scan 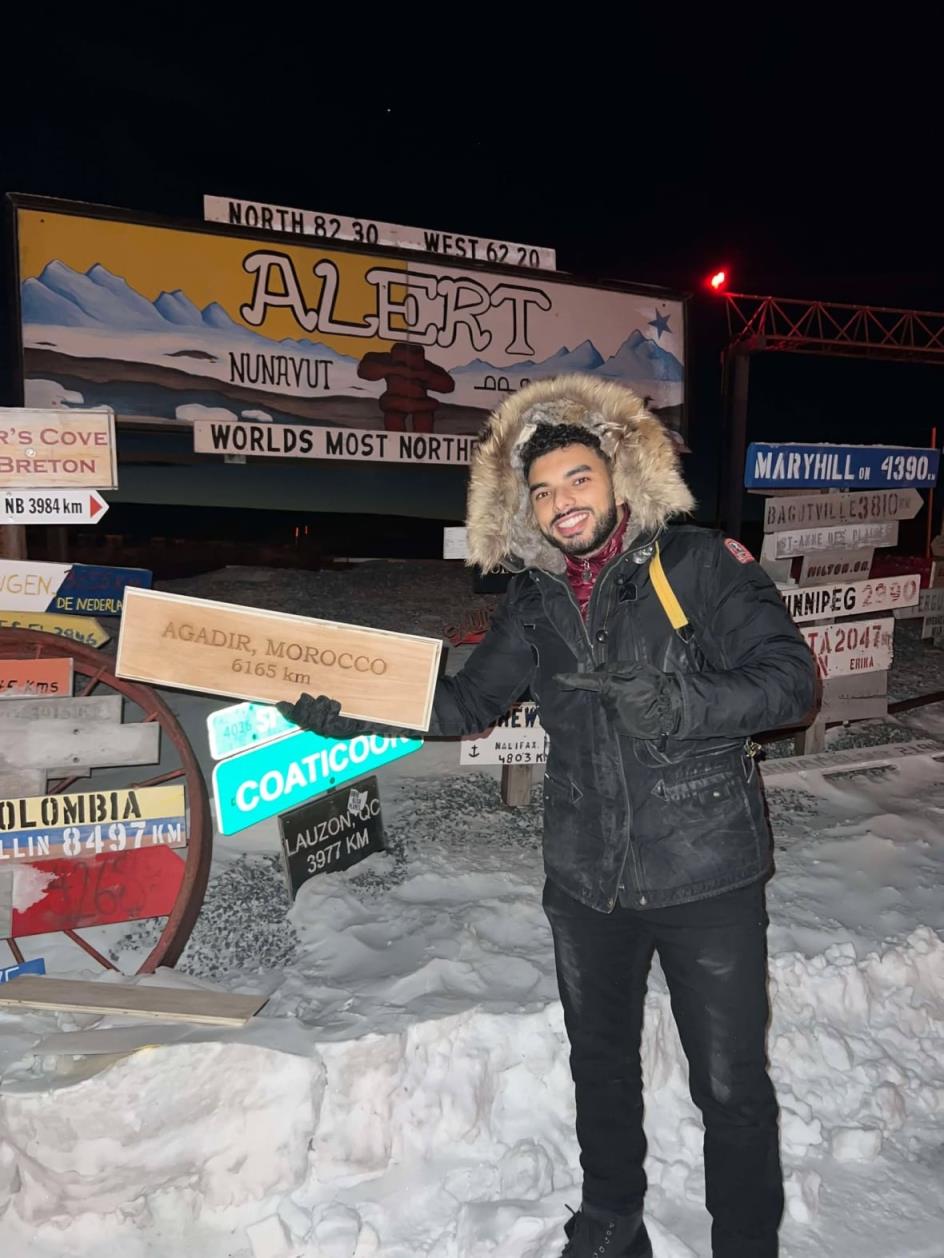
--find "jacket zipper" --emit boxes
[542,550,646,910]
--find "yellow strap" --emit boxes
[649,541,689,632]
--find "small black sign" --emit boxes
[278,775,385,898]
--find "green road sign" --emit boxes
[212,729,422,835]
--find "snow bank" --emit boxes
[1,926,941,1256]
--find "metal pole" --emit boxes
[0,525,27,561]
[724,350,751,539]
[926,425,937,560]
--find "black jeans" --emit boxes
[543,877,783,1258]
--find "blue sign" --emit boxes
[1,816,185,861]
[212,729,422,835]
[0,958,46,982]
[46,564,152,617]
[745,444,940,490]
[207,701,298,761]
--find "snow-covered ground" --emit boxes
[1,563,943,1257]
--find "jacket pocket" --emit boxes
[636,753,764,891]
[632,734,744,769]
[651,761,749,823]
[521,624,542,702]
[544,772,583,805]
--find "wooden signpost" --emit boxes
[0,408,118,587]
[0,490,110,526]
[0,694,121,724]
[820,672,888,723]
[781,575,920,623]
[0,656,73,698]
[0,408,118,490]
[0,659,193,948]
[0,785,184,864]
[894,587,944,620]
[0,559,72,609]
[798,549,874,585]
[753,442,936,751]
[460,702,549,766]
[6,842,185,938]
[0,612,109,646]
[0,718,160,773]
[763,488,923,531]
[0,560,150,616]
[458,702,548,807]
[766,521,898,560]
[117,588,442,730]
[0,974,265,1024]
[799,617,894,679]
[48,564,152,617]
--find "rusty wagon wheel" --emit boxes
[0,628,212,974]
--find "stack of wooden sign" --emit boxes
[0,684,187,972]
[115,589,438,897]
[746,442,940,751]
[0,408,152,647]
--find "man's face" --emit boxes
[527,443,620,557]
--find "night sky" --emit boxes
[2,20,941,543]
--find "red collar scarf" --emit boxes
[563,506,630,619]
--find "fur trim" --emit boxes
[466,374,695,572]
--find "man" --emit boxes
[280,375,817,1257]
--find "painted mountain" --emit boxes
[22,261,357,368]
[451,333,682,390]
[23,261,682,383]
[21,262,684,427]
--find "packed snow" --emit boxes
[1,562,943,1257]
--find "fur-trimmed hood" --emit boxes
[466,374,695,573]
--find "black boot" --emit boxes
[560,1204,653,1257]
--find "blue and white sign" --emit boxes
[48,564,152,617]
[0,958,46,983]
[212,729,422,835]
[745,444,940,490]
[207,701,298,761]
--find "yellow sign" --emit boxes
[0,612,109,647]
[15,203,687,438]
[0,785,186,865]
[0,409,117,489]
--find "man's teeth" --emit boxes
[558,512,589,530]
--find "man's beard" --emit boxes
[544,500,620,557]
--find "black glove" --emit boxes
[276,693,421,740]
[553,663,683,740]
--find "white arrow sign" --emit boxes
[799,549,874,585]
[460,702,549,766]
[763,488,923,532]
[443,527,468,559]
[894,587,944,619]
[782,574,920,623]
[769,521,898,559]
[0,490,109,526]
[800,617,894,678]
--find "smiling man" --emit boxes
[528,440,621,552]
[281,374,818,1257]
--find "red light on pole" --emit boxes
[708,269,728,292]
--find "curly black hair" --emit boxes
[519,422,607,481]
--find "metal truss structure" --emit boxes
[721,292,944,364]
